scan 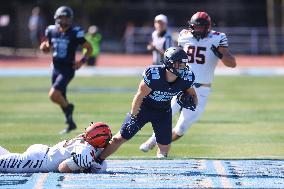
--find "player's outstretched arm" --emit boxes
[218,47,237,68]
[131,80,152,116]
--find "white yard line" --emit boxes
[33,173,49,189]
[213,160,233,188]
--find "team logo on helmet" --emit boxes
[84,122,112,148]
[188,11,211,40]
[163,47,189,78]
[54,6,73,28]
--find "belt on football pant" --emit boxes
[193,83,211,88]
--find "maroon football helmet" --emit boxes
[188,11,211,40]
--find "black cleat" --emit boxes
[59,120,77,134]
[59,125,76,134]
[60,103,77,134]
[66,104,74,123]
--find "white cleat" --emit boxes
[139,140,156,152]
[156,153,167,159]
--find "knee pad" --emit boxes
[120,113,142,140]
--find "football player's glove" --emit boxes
[211,45,223,59]
[176,91,196,111]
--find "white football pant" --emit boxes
[0,144,49,173]
[0,146,10,156]
[172,86,211,136]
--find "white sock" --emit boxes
[149,133,156,144]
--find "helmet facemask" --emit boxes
[55,16,72,29]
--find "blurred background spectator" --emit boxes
[28,6,45,55]
[147,14,172,65]
[123,21,135,54]
[84,25,102,66]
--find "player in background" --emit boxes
[0,122,112,173]
[94,47,197,165]
[140,11,236,153]
[147,14,173,65]
[40,6,92,134]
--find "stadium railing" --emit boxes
[124,27,284,55]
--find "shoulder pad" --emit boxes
[48,25,57,30]
[219,32,228,47]
[143,66,162,86]
[46,25,57,32]
[73,26,83,31]
[72,26,85,38]
[182,69,195,82]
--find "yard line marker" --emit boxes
[213,160,233,188]
[33,173,48,189]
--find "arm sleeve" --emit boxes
[75,27,87,45]
[184,70,195,89]
[177,29,187,47]
[71,146,96,169]
[142,67,160,89]
[219,33,229,47]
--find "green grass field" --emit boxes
[0,75,283,159]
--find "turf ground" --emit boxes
[0,75,283,159]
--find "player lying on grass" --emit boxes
[0,122,112,173]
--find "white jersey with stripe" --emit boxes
[178,29,228,84]
[0,136,102,173]
[151,30,172,65]
[46,136,102,172]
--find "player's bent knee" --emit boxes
[49,89,62,102]
[120,114,141,140]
